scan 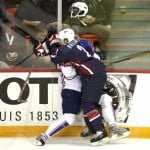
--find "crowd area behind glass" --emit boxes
[0,0,150,70]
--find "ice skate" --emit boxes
[33,133,49,146]
[90,132,109,146]
[80,127,94,138]
[109,124,131,140]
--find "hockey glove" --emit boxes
[34,42,49,57]
[34,34,60,57]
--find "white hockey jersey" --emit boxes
[59,64,82,92]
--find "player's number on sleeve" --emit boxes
[77,45,91,57]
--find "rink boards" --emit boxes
[0,68,150,138]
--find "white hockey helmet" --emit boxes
[58,28,75,43]
[70,2,88,18]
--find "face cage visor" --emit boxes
[70,7,85,18]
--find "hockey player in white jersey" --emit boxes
[33,63,83,146]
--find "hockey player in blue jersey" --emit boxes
[78,39,130,140]
[34,28,109,145]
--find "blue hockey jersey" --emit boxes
[50,39,106,76]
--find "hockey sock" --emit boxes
[45,113,75,137]
[86,109,104,132]
[84,117,96,134]
[82,102,104,132]
[45,119,69,137]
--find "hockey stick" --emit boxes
[15,51,34,67]
[105,50,150,66]
[17,56,38,103]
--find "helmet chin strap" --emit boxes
[78,17,87,26]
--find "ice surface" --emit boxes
[0,137,150,150]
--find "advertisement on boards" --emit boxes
[0,71,150,126]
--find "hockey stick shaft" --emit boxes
[105,50,150,66]
[15,51,34,67]
[17,57,38,103]
[17,71,32,103]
